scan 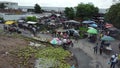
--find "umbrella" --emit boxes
[82,20,96,24]
[5,21,15,25]
[50,39,58,45]
[50,38,60,45]
[89,24,98,27]
[88,27,94,29]
[105,23,113,28]
[27,21,37,24]
[65,20,80,24]
[18,20,25,22]
[58,40,63,45]
[87,28,98,34]
[101,35,115,41]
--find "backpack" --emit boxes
[110,57,114,62]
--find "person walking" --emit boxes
[99,45,103,55]
[93,43,98,54]
[110,54,118,68]
[32,27,36,36]
[3,24,7,32]
[62,38,67,50]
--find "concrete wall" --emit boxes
[3,14,26,20]
[1,13,52,20]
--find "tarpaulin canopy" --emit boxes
[26,21,37,24]
[5,21,16,25]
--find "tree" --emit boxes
[0,3,6,9]
[0,17,4,20]
[76,3,98,20]
[27,16,37,22]
[64,7,75,19]
[105,3,120,28]
[34,4,42,13]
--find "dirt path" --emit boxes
[69,47,92,68]
[72,39,119,68]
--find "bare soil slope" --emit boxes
[0,35,29,68]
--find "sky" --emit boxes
[0,0,113,8]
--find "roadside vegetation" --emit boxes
[105,3,120,29]
[0,32,73,68]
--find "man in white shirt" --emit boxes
[110,54,118,68]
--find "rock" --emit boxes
[29,42,35,46]
[34,43,42,47]
[35,58,59,68]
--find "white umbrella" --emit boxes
[27,21,37,24]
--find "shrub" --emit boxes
[0,17,3,20]
[79,27,88,38]
[26,16,37,22]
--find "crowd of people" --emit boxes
[3,23,21,34]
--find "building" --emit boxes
[0,1,18,9]
[112,0,120,4]
[0,1,64,12]
[18,6,65,12]
[19,6,34,12]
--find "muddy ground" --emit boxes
[0,34,29,68]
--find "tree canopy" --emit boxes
[34,4,42,13]
[64,7,75,19]
[105,3,120,28]
[64,3,98,20]
[76,3,98,20]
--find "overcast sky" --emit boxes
[0,0,113,8]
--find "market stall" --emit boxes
[101,35,115,54]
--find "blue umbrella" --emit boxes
[89,24,98,27]
[101,35,115,41]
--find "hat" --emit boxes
[115,54,118,56]
[111,55,115,58]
